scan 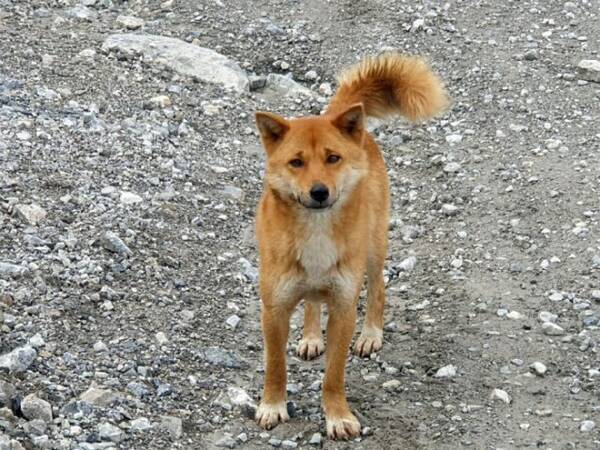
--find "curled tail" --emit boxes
[328,52,449,121]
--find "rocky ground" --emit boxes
[1,0,599,449]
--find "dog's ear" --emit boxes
[331,103,364,141]
[255,112,290,155]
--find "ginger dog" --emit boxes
[254,53,448,439]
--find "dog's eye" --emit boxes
[326,154,341,164]
[289,158,304,168]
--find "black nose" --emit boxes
[310,183,329,203]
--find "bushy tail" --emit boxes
[328,52,448,121]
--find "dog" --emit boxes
[253,52,448,440]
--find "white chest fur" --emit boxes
[296,212,340,287]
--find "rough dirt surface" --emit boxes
[1,0,599,449]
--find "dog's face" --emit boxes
[256,105,368,211]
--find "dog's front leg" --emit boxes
[256,297,295,430]
[322,299,361,439]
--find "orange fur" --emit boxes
[254,53,448,440]
[329,52,448,121]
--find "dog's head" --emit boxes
[255,104,368,211]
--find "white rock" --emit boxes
[506,311,524,320]
[398,256,417,271]
[265,73,314,97]
[0,345,36,373]
[120,191,143,204]
[580,420,595,432]
[591,290,600,301]
[149,95,171,108]
[407,299,430,311]
[548,292,564,302]
[14,204,47,225]
[155,332,169,345]
[130,417,152,432]
[542,322,564,336]
[410,18,425,32]
[98,422,123,443]
[102,34,249,92]
[490,388,511,404]
[530,362,547,376]
[0,262,29,278]
[443,162,461,173]
[29,334,45,348]
[225,314,241,329]
[445,134,463,144]
[116,15,144,30]
[538,311,558,323]
[577,59,600,83]
[434,364,457,378]
[93,341,107,352]
[226,386,255,408]
[441,203,459,216]
[382,379,402,390]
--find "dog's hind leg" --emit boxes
[297,299,325,360]
[354,241,386,357]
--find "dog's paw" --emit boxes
[326,411,361,440]
[353,327,383,357]
[255,401,289,430]
[297,336,325,360]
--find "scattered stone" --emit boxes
[98,422,123,443]
[28,334,45,348]
[21,394,52,422]
[548,292,564,302]
[580,420,595,432]
[100,231,133,256]
[398,256,417,271]
[215,433,237,448]
[490,388,511,404]
[530,362,547,376]
[159,415,182,439]
[130,417,152,432]
[0,345,36,373]
[103,34,249,91]
[434,365,457,378]
[197,347,248,369]
[538,311,558,323]
[443,162,461,173]
[80,386,119,407]
[445,134,462,144]
[155,332,169,345]
[542,322,564,336]
[577,60,600,83]
[506,311,524,320]
[14,204,47,225]
[0,263,29,279]
[441,203,460,216]
[116,15,144,30]
[309,433,322,446]
[225,314,241,329]
[120,191,143,204]
[382,379,401,390]
[265,73,313,97]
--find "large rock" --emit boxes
[102,34,249,92]
[21,394,52,423]
[0,346,36,374]
[577,59,600,83]
[0,262,29,279]
[14,204,47,225]
[79,386,119,407]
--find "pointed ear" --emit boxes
[255,112,289,154]
[331,103,364,140]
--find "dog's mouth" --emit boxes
[298,199,336,210]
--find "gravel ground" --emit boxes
[1,0,599,449]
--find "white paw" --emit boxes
[326,412,361,440]
[255,401,289,430]
[297,336,325,360]
[353,327,383,357]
